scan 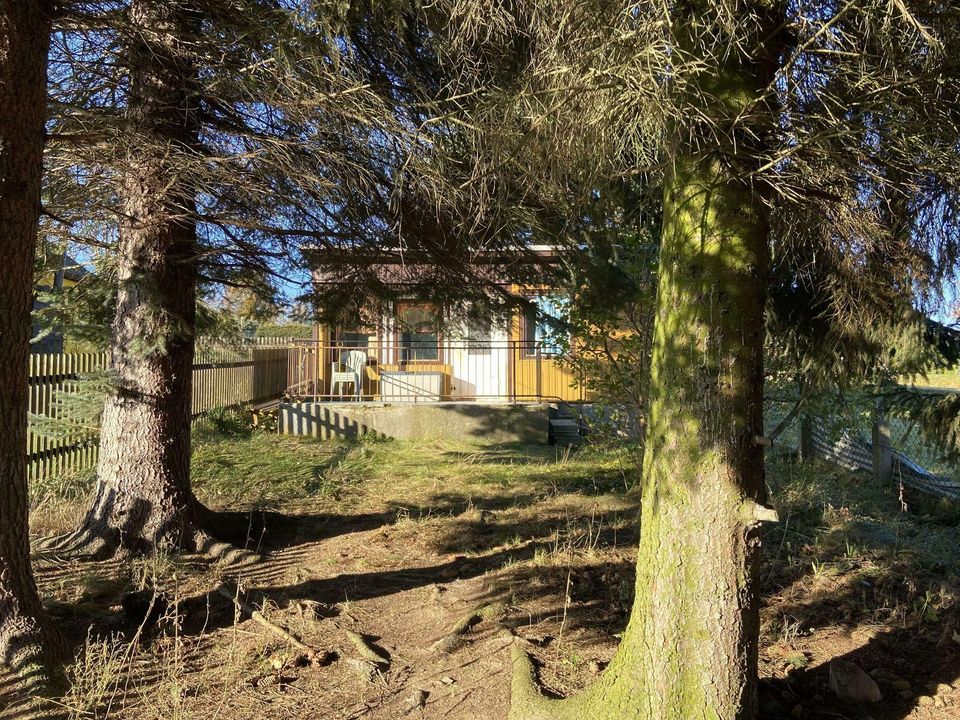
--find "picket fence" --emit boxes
[27,339,293,481]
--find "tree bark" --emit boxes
[75,0,207,557]
[0,0,59,671]
[510,25,777,720]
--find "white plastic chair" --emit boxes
[330,349,367,400]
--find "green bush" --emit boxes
[255,323,312,339]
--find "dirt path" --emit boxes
[4,436,960,719]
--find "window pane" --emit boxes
[526,294,568,356]
[338,331,370,349]
[401,332,439,360]
[467,315,491,355]
[398,303,439,361]
[399,304,435,331]
[522,305,538,347]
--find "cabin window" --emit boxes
[336,331,371,349]
[397,302,440,362]
[466,315,492,355]
[521,294,568,356]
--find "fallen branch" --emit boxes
[217,585,331,665]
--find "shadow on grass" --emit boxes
[25,441,960,720]
[0,663,66,720]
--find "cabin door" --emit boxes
[448,316,508,400]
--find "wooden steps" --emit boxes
[549,415,582,446]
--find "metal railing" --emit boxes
[285,340,587,404]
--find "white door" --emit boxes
[448,318,508,400]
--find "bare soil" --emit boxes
[3,431,959,720]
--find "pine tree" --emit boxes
[0,0,62,674]
[44,0,417,556]
[71,0,207,556]
[401,2,960,718]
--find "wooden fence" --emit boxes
[191,347,289,414]
[27,342,292,481]
[28,352,107,482]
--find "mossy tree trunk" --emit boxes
[510,32,777,720]
[0,0,61,671]
[74,0,208,557]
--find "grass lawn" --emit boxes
[903,369,960,391]
[11,418,960,720]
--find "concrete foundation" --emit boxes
[279,401,550,443]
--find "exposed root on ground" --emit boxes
[0,666,65,720]
[431,601,507,654]
[0,625,69,718]
[508,642,595,720]
[32,503,267,566]
[343,628,391,670]
[32,526,113,561]
[195,532,260,569]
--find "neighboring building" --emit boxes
[294,248,585,404]
[31,254,88,353]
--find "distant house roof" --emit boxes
[306,245,563,287]
[61,255,88,283]
[36,254,89,291]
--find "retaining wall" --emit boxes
[279,401,550,444]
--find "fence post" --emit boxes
[510,341,516,402]
[799,414,814,463]
[872,397,892,484]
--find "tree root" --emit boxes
[33,526,261,573]
[216,585,332,666]
[508,642,596,720]
[0,620,68,694]
[431,600,507,654]
[343,628,390,670]
[0,662,67,718]
[194,533,260,569]
[32,526,114,562]
[32,505,265,567]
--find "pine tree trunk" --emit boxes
[0,1,58,670]
[510,29,777,720]
[78,0,206,556]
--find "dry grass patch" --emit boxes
[12,419,959,720]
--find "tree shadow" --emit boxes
[0,665,63,720]
[756,575,960,719]
[175,541,547,638]
[171,490,637,638]
[202,506,401,553]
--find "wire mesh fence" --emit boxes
[765,397,960,501]
[888,415,954,478]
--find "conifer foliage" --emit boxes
[422,2,960,718]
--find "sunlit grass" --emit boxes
[901,369,960,390]
[192,422,630,517]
